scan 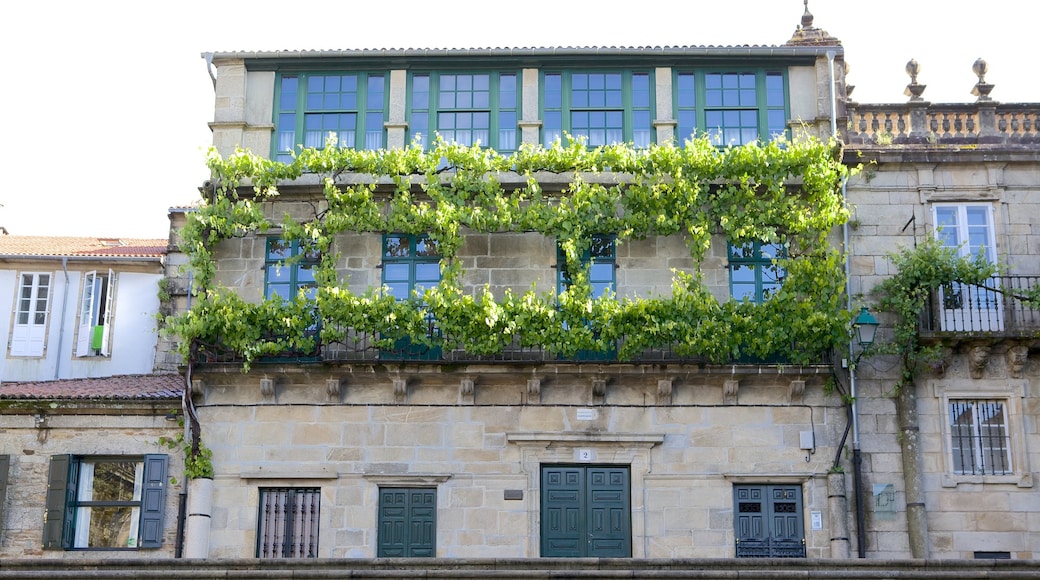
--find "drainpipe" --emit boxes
[53,257,71,380]
[828,49,867,558]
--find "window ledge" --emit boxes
[240,467,339,480]
[941,472,1033,488]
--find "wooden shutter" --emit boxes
[99,270,115,356]
[138,454,168,548]
[0,455,9,536]
[43,455,76,550]
[76,272,97,356]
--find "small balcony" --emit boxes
[919,275,1040,337]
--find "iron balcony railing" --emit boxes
[920,275,1040,335]
[197,325,832,366]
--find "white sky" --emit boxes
[2,0,1034,238]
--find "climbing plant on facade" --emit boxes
[170,135,852,368]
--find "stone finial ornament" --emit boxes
[972,58,995,101]
[904,59,927,101]
[785,0,841,46]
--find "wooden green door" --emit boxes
[377,487,436,557]
[734,484,805,558]
[541,465,631,557]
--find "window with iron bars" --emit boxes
[949,399,1012,475]
[256,487,320,558]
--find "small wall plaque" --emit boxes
[504,489,523,500]
[576,408,597,420]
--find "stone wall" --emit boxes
[194,365,842,558]
[0,409,183,558]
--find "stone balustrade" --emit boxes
[846,102,1040,146]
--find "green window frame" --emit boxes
[274,72,387,161]
[408,72,519,153]
[728,241,785,303]
[675,70,788,146]
[43,454,168,550]
[542,71,653,148]
[381,234,441,301]
[265,238,319,302]
[557,235,616,298]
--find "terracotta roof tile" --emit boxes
[0,236,168,259]
[0,374,184,400]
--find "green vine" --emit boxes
[169,136,852,369]
[870,236,998,392]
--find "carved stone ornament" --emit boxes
[968,344,992,379]
[1006,345,1029,379]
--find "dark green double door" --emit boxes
[541,465,631,557]
[377,488,436,557]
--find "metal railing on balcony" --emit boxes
[920,275,1040,335]
[196,323,832,367]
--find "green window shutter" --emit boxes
[0,455,9,536]
[138,454,168,548]
[43,455,75,550]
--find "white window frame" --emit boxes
[76,269,115,357]
[934,381,1031,488]
[932,203,1002,332]
[11,272,51,357]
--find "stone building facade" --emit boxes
[180,14,862,560]
[845,84,1040,558]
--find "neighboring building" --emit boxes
[0,235,167,382]
[844,65,1040,559]
[0,235,186,557]
[179,10,859,560]
[0,375,183,557]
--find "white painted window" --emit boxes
[948,399,1012,475]
[11,272,51,356]
[76,270,115,357]
[933,204,1002,331]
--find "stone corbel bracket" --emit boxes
[789,379,806,404]
[460,377,475,405]
[392,376,408,403]
[723,379,739,405]
[657,378,674,406]
[259,377,276,400]
[527,376,542,405]
[967,343,992,380]
[1006,344,1029,379]
[592,377,607,405]
[326,378,342,402]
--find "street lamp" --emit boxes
[852,307,879,352]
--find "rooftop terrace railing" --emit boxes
[846,102,1040,146]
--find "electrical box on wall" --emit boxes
[799,431,815,450]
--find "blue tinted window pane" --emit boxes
[731,264,755,283]
[500,74,516,109]
[266,284,291,300]
[677,74,695,107]
[766,73,785,106]
[280,77,298,111]
[267,265,291,283]
[544,74,562,108]
[966,207,988,226]
[384,236,408,257]
[298,264,316,283]
[632,73,650,108]
[590,262,613,282]
[768,110,787,138]
[412,75,430,109]
[386,283,409,300]
[415,263,440,282]
[384,263,409,282]
[678,111,696,142]
[544,111,562,146]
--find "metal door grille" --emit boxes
[257,487,320,558]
